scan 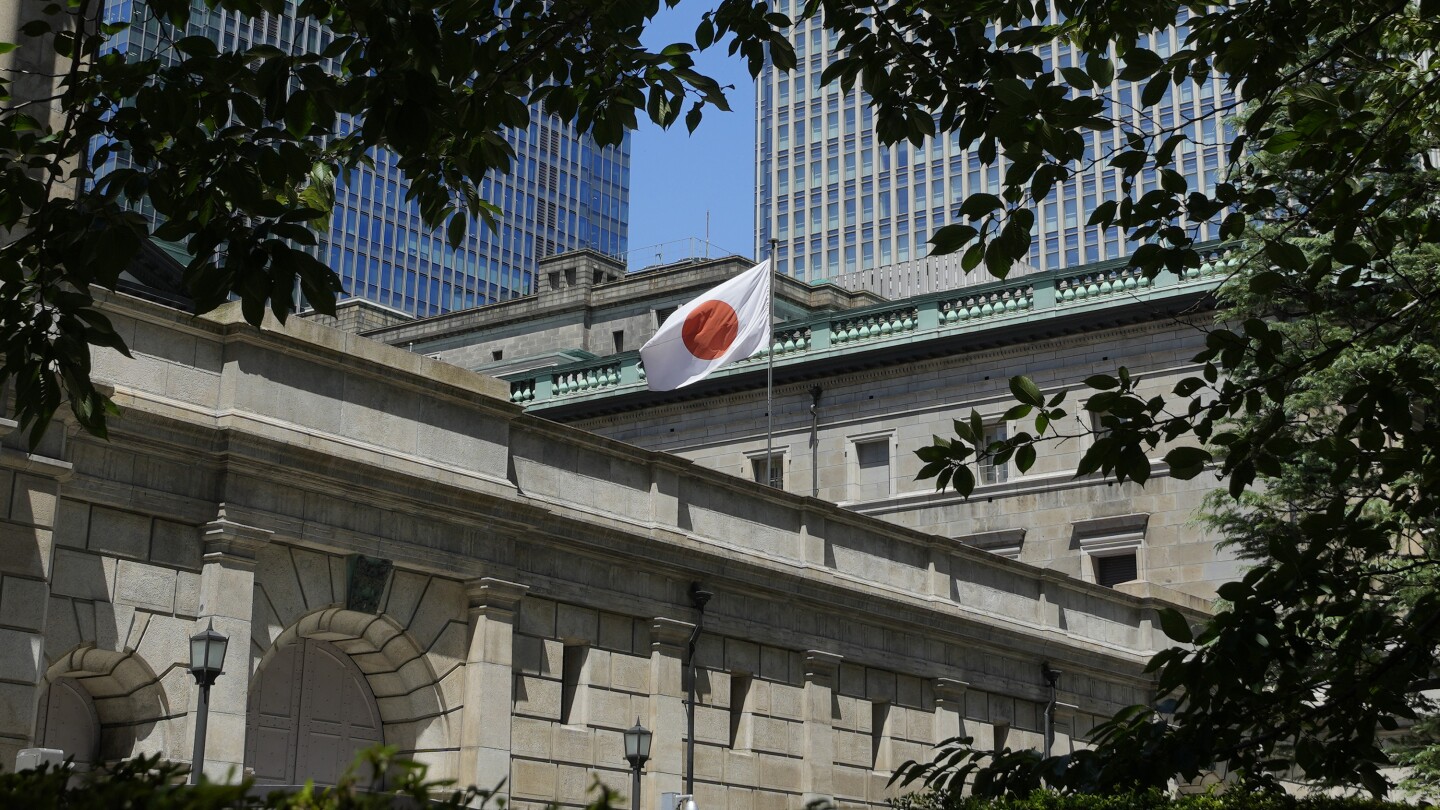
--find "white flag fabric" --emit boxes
[640,259,773,391]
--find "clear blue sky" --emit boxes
[627,4,757,267]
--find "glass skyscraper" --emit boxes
[755,4,1231,282]
[99,0,629,316]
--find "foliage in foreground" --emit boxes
[888,789,1407,810]
[906,0,1440,798]
[0,747,622,809]
[0,749,469,808]
[9,0,1440,798]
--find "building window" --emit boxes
[750,454,784,489]
[992,721,1011,751]
[560,644,588,725]
[1073,513,1149,588]
[729,673,753,749]
[871,700,892,770]
[491,350,503,362]
[852,437,891,500]
[1094,552,1139,587]
[612,330,624,353]
[979,422,1009,485]
[1089,410,1112,440]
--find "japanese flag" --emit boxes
[640,259,773,391]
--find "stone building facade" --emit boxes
[1,291,1203,808]
[362,249,1241,601]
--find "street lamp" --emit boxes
[1041,661,1062,758]
[622,718,652,810]
[188,620,229,784]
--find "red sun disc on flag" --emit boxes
[682,300,740,360]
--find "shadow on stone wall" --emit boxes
[250,609,452,766]
[44,647,172,763]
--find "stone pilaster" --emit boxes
[191,515,270,782]
[802,650,843,805]
[649,617,693,800]
[0,438,70,769]
[459,577,529,800]
[927,548,951,598]
[933,678,969,744]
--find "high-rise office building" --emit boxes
[97,0,629,316]
[755,5,1231,282]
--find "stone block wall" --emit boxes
[0,444,68,768]
[0,292,1201,808]
[573,317,1236,599]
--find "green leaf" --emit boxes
[1059,65,1093,91]
[1140,72,1170,107]
[1157,608,1193,643]
[1016,444,1036,473]
[1264,239,1308,271]
[175,35,217,57]
[1085,374,1119,390]
[1010,375,1043,407]
[1086,54,1114,86]
[1163,446,1212,479]
[1117,48,1162,81]
[1086,199,1118,227]
[1332,241,1371,266]
[958,193,1003,219]
[446,212,467,248]
[928,224,978,255]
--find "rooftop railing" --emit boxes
[508,248,1236,406]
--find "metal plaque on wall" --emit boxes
[345,554,393,614]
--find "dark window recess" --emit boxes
[560,644,588,724]
[871,701,890,768]
[752,456,783,489]
[980,423,1008,484]
[729,674,752,748]
[656,307,677,327]
[856,440,889,470]
[491,350,503,362]
[613,330,625,353]
[1090,410,1112,440]
[1095,553,1139,587]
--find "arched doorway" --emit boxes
[245,638,383,786]
[42,647,172,764]
[36,678,100,771]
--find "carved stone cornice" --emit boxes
[201,515,273,562]
[650,617,695,652]
[934,677,970,707]
[466,576,530,617]
[804,650,844,679]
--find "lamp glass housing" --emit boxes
[189,622,229,683]
[623,719,652,765]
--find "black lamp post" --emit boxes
[684,582,712,795]
[188,620,229,784]
[1041,661,1062,758]
[622,718,653,810]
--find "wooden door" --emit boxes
[245,639,383,786]
[40,678,99,770]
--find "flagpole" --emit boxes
[765,239,777,488]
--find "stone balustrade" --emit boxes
[504,253,1229,408]
[829,306,920,345]
[940,286,1033,324]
